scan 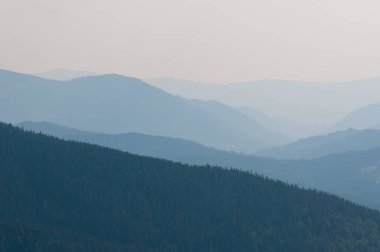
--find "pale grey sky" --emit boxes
[1,0,380,82]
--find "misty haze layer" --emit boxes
[2,0,380,83]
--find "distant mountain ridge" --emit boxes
[17,121,230,162]
[237,107,323,139]
[35,69,96,80]
[146,76,380,130]
[331,102,380,131]
[256,128,380,160]
[0,69,288,152]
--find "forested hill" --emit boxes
[2,123,380,251]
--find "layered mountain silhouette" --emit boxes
[17,121,230,162]
[0,69,288,152]
[16,121,380,210]
[2,122,380,251]
[237,107,322,139]
[256,128,380,160]
[146,77,380,132]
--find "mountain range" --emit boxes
[4,68,380,251]
[0,69,288,152]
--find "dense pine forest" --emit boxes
[2,123,380,251]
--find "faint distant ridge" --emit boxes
[35,68,96,80]
[237,106,323,139]
[330,102,380,132]
[255,128,380,160]
[146,76,380,129]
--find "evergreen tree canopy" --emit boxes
[1,123,380,251]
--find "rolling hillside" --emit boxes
[1,123,380,251]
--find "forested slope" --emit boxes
[1,123,380,251]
